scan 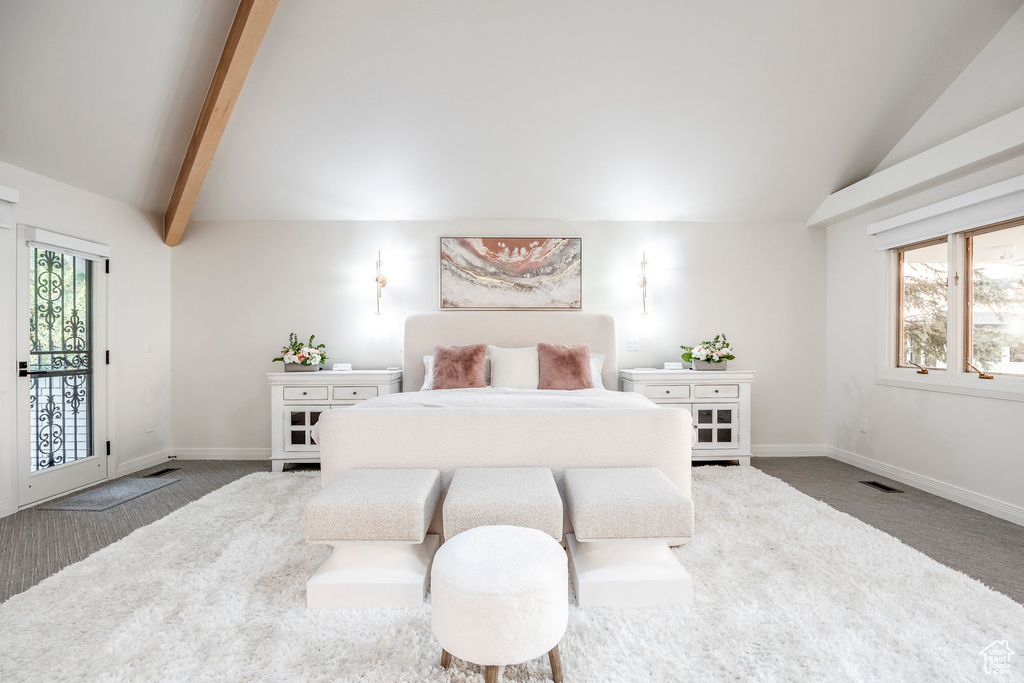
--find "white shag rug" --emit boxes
[1,467,1021,683]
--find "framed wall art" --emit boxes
[439,237,582,310]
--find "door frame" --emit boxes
[16,224,109,507]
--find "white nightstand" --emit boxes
[620,369,754,466]
[267,370,402,472]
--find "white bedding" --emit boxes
[351,387,658,410]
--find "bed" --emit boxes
[315,312,692,539]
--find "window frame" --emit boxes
[881,215,1024,401]
[963,216,1024,378]
[895,235,950,372]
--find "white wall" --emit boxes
[824,5,1024,524]
[0,160,172,518]
[171,220,826,456]
[875,4,1024,172]
[825,221,1024,520]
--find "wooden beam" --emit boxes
[163,0,279,246]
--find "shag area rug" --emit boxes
[1,467,1021,682]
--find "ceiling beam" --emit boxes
[163,0,279,246]
[806,106,1024,229]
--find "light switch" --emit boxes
[626,337,640,352]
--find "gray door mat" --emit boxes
[39,477,180,511]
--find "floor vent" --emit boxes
[144,468,181,478]
[860,480,903,493]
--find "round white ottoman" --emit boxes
[432,525,568,683]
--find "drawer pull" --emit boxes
[666,390,671,394]
[302,391,307,396]
[694,384,739,398]
[352,391,357,395]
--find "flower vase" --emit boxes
[692,360,727,371]
[284,363,320,372]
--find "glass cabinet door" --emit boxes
[284,405,332,452]
[692,403,739,450]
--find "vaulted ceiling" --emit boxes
[0,0,239,213]
[1,0,1021,226]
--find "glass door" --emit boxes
[691,403,740,450]
[17,238,107,506]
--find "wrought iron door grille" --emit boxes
[28,247,93,471]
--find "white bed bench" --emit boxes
[443,467,563,541]
[304,468,442,608]
[563,467,694,608]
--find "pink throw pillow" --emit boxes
[432,344,487,390]
[537,343,594,390]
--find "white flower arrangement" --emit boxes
[681,334,735,364]
[273,333,328,367]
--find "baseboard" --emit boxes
[751,445,827,457]
[172,448,271,461]
[115,450,171,477]
[826,446,1024,527]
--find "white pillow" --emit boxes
[488,345,540,389]
[590,352,606,389]
[421,355,434,391]
[421,354,491,390]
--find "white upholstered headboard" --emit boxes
[403,312,617,391]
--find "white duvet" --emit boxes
[351,387,659,410]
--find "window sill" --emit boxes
[876,369,1024,402]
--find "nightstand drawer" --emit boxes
[694,384,739,398]
[332,385,379,400]
[645,384,691,399]
[283,386,329,401]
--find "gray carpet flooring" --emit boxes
[0,460,268,603]
[0,457,1020,606]
[752,456,1024,605]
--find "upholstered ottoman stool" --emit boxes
[432,525,568,683]
[304,468,441,608]
[563,467,694,607]
[443,467,563,541]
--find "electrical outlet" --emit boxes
[859,418,867,433]
[145,418,154,433]
[626,337,640,352]
[145,339,152,353]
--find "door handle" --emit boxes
[18,361,27,377]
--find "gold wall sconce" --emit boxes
[375,251,387,316]
[640,252,649,316]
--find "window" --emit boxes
[966,221,1024,376]
[891,217,1024,379]
[897,237,948,370]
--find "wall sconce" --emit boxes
[375,251,387,316]
[640,252,649,316]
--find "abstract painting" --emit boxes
[440,237,582,310]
